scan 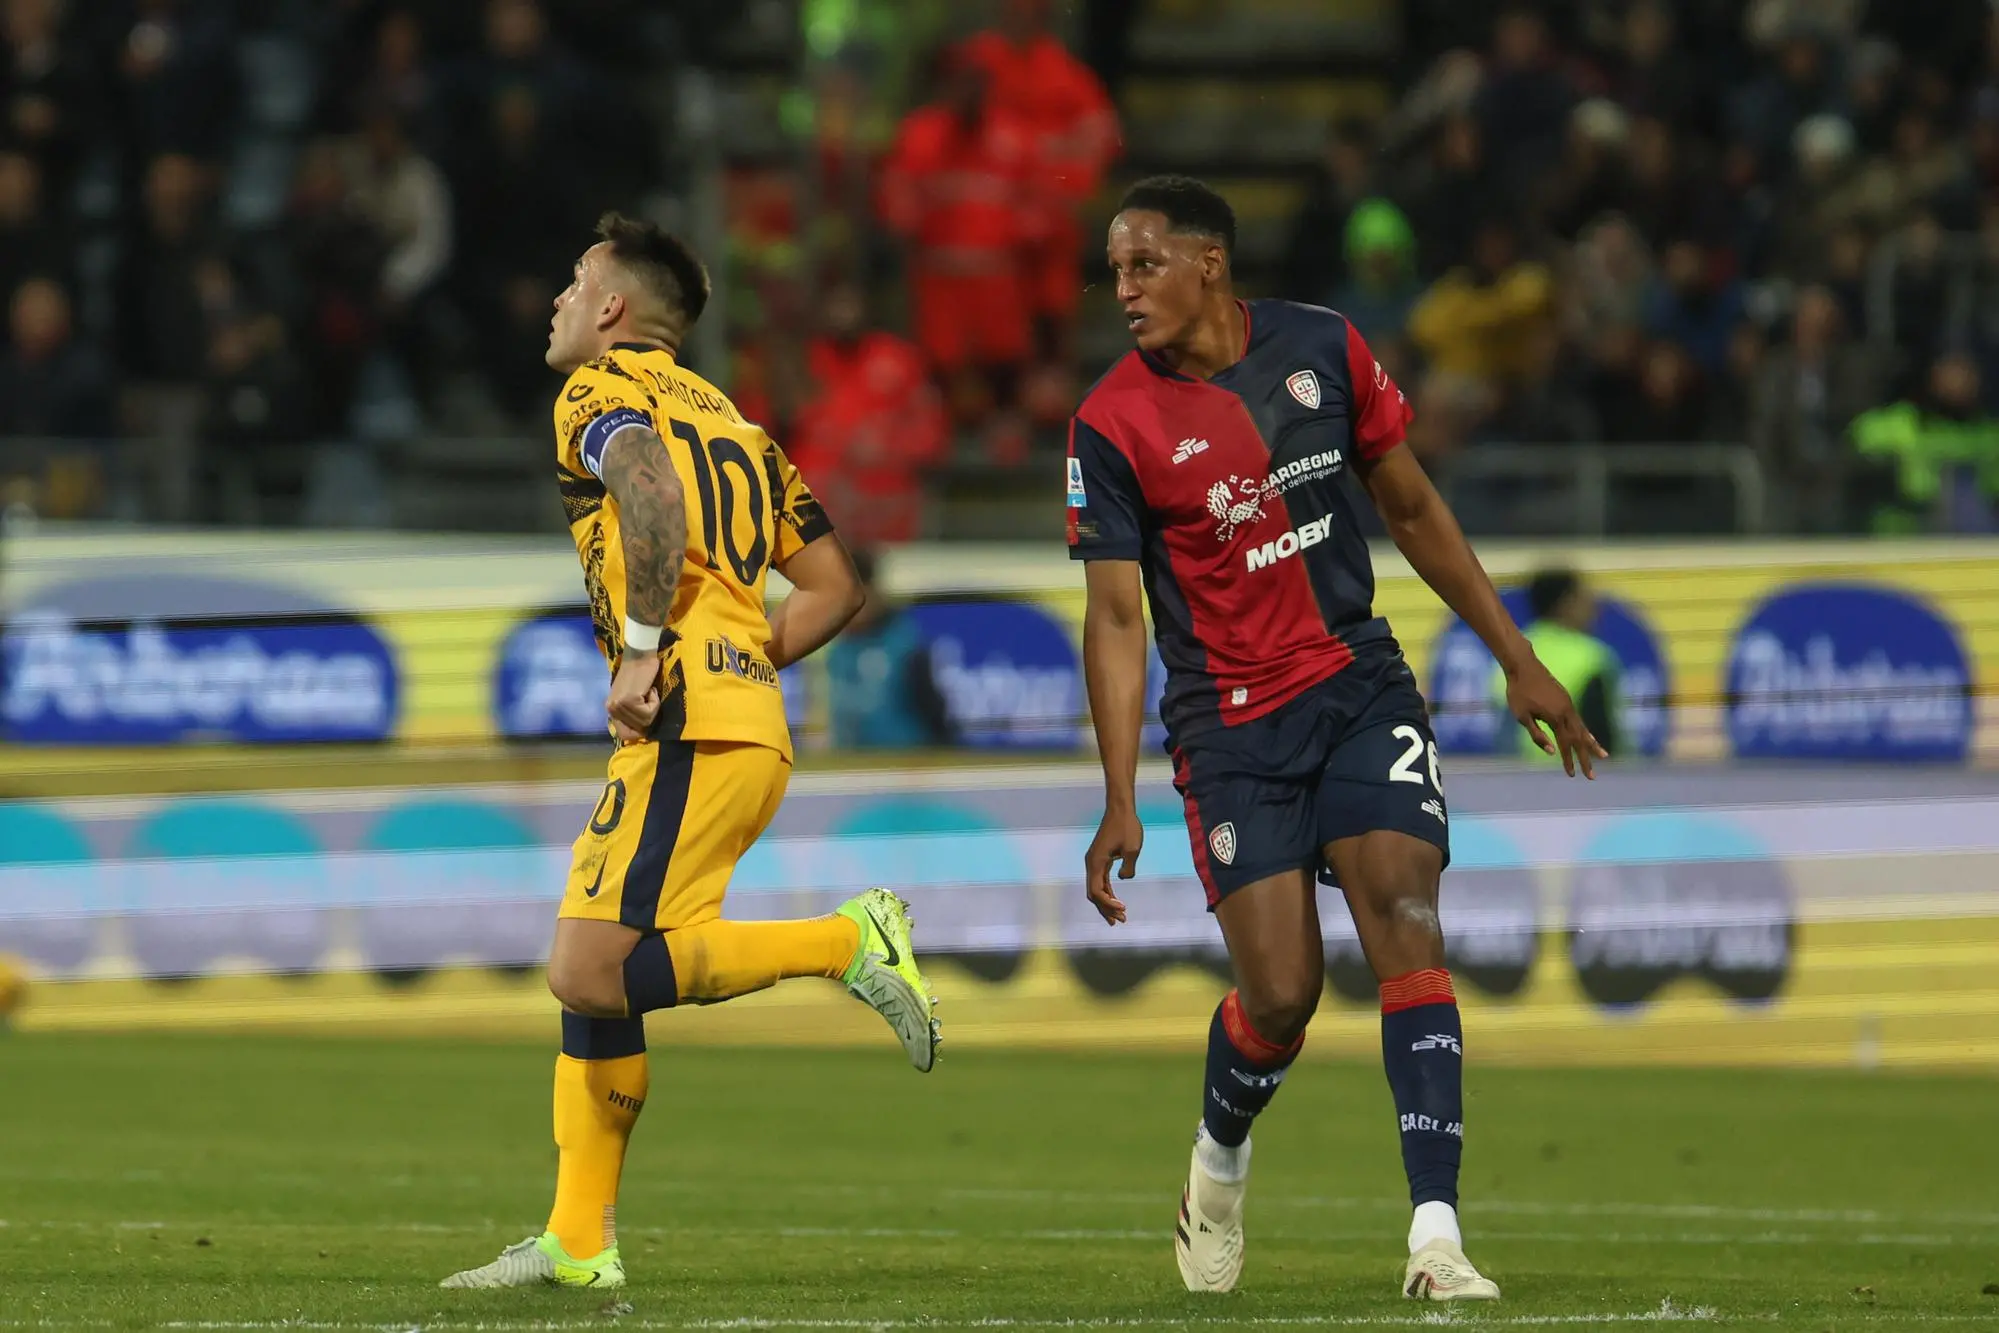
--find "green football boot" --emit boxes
[835,888,940,1072]
[439,1232,625,1289]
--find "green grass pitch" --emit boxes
[3,1033,1997,1330]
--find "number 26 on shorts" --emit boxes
[1387,724,1442,792]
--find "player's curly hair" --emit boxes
[596,211,710,325]
[1118,175,1236,256]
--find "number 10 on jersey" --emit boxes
[669,419,770,586]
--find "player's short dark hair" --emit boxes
[1117,175,1236,255]
[596,211,710,325]
[1526,569,1583,622]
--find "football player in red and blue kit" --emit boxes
[1067,176,1604,1301]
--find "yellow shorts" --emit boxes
[560,737,790,931]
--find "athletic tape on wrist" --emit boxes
[623,617,663,652]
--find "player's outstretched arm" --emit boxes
[1358,446,1608,778]
[1082,559,1148,923]
[598,423,688,742]
[767,533,865,671]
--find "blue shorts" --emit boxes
[1169,654,1451,907]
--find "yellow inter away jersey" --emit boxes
[552,342,833,761]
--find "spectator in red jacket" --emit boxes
[877,51,1039,450]
[959,0,1121,365]
[788,279,949,547]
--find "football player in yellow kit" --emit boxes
[442,214,939,1293]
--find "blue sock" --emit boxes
[560,1010,646,1059]
[1201,989,1303,1148]
[1379,968,1464,1207]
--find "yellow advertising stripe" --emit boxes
[1793,942,1999,975]
[374,605,516,742]
[19,956,1999,1070]
[20,987,560,1034]
[1452,990,1999,1032]
[908,1016,1999,1064]
[0,740,615,798]
[0,738,1052,799]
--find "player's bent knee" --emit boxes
[1240,968,1323,1048]
[547,918,645,1016]
[545,960,623,1018]
[546,942,629,1018]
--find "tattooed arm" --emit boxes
[597,422,687,740]
[599,423,687,632]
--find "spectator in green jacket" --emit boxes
[1332,197,1424,358]
[1849,352,1999,534]
[1494,568,1623,759]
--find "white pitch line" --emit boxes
[938,1190,1999,1230]
[16,1312,1999,1332]
[1449,1200,1999,1228]
[2,1220,1989,1249]
[6,1169,1997,1233]
[83,1315,1999,1331]
[134,1305,1724,1330]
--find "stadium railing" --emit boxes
[1431,442,1767,537]
[0,435,1776,540]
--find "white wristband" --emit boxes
[623,616,664,653]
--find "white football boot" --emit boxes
[1174,1126,1249,1292]
[1403,1238,1501,1300]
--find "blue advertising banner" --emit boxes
[492,609,810,741]
[493,611,606,739]
[903,599,1083,749]
[1426,588,1670,757]
[1,611,399,745]
[1725,582,1973,761]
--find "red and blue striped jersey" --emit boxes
[1066,300,1413,745]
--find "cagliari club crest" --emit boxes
[1209,821,1238,866]
[1286,369,1320,410]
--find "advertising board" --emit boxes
[1426,587,1671,756]
[1724,583,1974,762]
[1,533,1995,764]
[6,764,1998,1070]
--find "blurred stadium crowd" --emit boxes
[2,0,1998,540]
[0,0,679,528]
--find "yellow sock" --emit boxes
[665,916,861,1003]
[546,1052,648,1260]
